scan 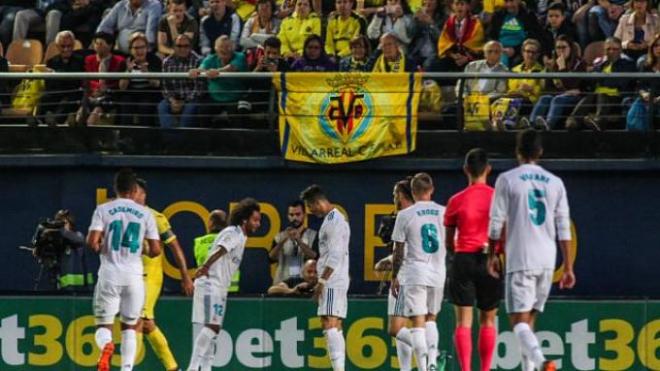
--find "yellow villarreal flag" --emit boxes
[273,72,422,164]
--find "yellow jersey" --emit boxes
[325,12,366,57]
[278,13,322,55]
[142,208,177,280]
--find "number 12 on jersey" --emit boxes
[108,220,141,253]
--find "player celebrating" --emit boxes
[391,173,446,371]
[487,129,575,371]
[300,185,350,371]
[187,198,262,371]
[134,178,194,371]
[444,149,501,371]
[87,169,161,371]
[374,177,415,371]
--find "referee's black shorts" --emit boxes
[449,252,503,311]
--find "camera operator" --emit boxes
[269,200,318,284]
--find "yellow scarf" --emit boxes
[372,52,406,72]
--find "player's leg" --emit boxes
[118,281,146,371]
[425,285,443,370]
[453,306,473,371]
[404,285,429,371]
[93,280,120,371]
[477,309,497,371]
[388,289,412,371]
[188,287,226,371]
[318,287,348,371]
[141,277,178,371]
[475,253,502,371]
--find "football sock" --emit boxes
[425,321,439,368]
[513,323,546,369]
[146,326,178,370]
[188,327,216,371]
[95,327,113,350]
[454,326,472,371]
[325,328,346,371]
[395,328,413,371]
[200,340,216,371]
[478,326,496,371]
[120,329,137,370]
[411,327,428,371]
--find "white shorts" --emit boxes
[317,287,348,318]
[401,285,443,317]
[505,270,553,314]
[388,290,406,317]
[93,279,145,325]
[192,283,228,326]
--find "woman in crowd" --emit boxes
[339,35,372,71]
[240,0,281,50]
[627,33,660,129]
[528,35,586,130]
[278,0,321,59]
[614,0,660,62]
[409,0,444,68]
[290,34,338,71]
[118,32,163,126]
[367,0,415,49]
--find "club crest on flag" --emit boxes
[319,74,374,144]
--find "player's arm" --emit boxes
[86,230,103,254]
[445,225,456,253]
[487,177,508,278]
[195,245,228,278]
[390,241,405,297]
[166,237,194,295]
[296,235,318,259]
[146,238,161,257]
[556,183,575,289]
[267,282,297,295]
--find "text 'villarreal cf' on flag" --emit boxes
[274,72,422,164]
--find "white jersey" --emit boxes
[317,208,350,290]
[89,198,159,285]
[489,163,571,273]
[391,201,446,287]
[198,225,248,289]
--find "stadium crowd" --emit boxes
[0,0,658,129]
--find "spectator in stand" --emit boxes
[528,35,586,130]
[339,35,372,71]
[627,34,660,129]
[409,0,444,68]
[0,3,26,50]
[459,40,508,100]
[566,36,636,130]
[12,0,66,46]
[77,32,127,125]
[588,0,625,42]
[544,3,578,46]
[97,0,162,54]
[0,50,9,116]
[487,0,551,67]
[431,0,484,85]
[267,259,318,297]
[370,32,417,71]
[190,35,248,124]
[240,0,281,51]
[118,32,162,126]
[160,34,203,128]
[200,0,241,55]
[614,0,660,62]
[291,34,338,71]
[43,0,107,47]
[278,0,321,59]
[38,30,85,126]
[367,0,415,50]
[253,36,289,72]
[325,0,367,59]
[158,0,199,57]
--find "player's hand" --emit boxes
[181,275,194,296]
[194,265,209,279]
[374,257,392,272]
[487,255,501,279]
[559,269,576,289]
[391,277,400,298]
[312,282,324,302]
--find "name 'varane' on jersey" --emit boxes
[317,208,350,289]
[89,198,159,285]
[391,201,447,287]
[489,163,571,273]
[198,225,248,289]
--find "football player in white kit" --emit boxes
[300,185,350,371]
[391,173,446,371]
[186,198,262,371]
[86,169,161,371]
[487,129,575,371]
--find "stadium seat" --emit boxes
[6,39,44,68]
[43,40,83,63]
[583,41,605,68]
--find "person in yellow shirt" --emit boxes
[325,0,367,58]
[277,0,322,59]
[134,178,194,371]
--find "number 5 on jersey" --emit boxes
[528,189,547,226]
[108,220,141,253]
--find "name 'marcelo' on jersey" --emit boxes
[391,201,447,287]
[489,163,571,273]
[199,225,248,290]
[89,198,159,285]
[317,208,350,290]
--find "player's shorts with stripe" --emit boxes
[449,252,503,310]
[388,289,406,317]
[317,287,348,318]
[192,281,228,326]
[93,278,145,326]
[505,269,553,314]
[401,284,443,317]
[142,272,163,319]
